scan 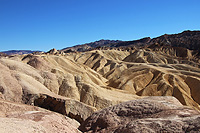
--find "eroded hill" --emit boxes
[0,31,200,132]
[67,47,200,110]
[1,44,200,112]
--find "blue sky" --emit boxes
[0,0,200,51]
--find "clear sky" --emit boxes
[0,0,200,51]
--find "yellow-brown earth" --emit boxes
[1,46,200,111]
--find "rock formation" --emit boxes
[79,96,200,132]
[0,31,200,132]
[47,48,58,55]
[0,99,81,133]
[1,44,200,111]
[71,48,200,110]
[0,58,97,122]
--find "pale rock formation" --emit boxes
[71,49,200,110]
[0,58,97,122]
[0,48,200,122]
[21,55,141,110]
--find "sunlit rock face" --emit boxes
[0,44,200,111]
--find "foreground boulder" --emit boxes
[34,94,96,123]
[79,96,200,132]
[0,99,81,133]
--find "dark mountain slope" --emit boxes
[61,30,200,53]
[149,30,200,52]
[61,39,121,52]
[1,50,42,55]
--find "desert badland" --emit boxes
[0,31,200,132]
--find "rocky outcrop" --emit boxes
[79,96,200,133]
[0,99,81,133]
[47,48,58,55]
[34,94,96,123]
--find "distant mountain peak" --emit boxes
[60,30,200,53]
[61,39,122,52]
[1,50,42,55]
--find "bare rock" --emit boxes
[47,48,58,55]
[79,96,200,133]
[0,99,81,133]
[26,56,51,71]
[58,73,80,100]
[0,61,23,103]
[41,71,60,94]
[34,94,96,123]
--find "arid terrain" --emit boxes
[0,31,200,132]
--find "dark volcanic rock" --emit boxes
[79,96,200,133]
[149,30,200,52]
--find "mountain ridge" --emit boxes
[1,50,43,55]
[61,30,200,53]
[1,30,200,55]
